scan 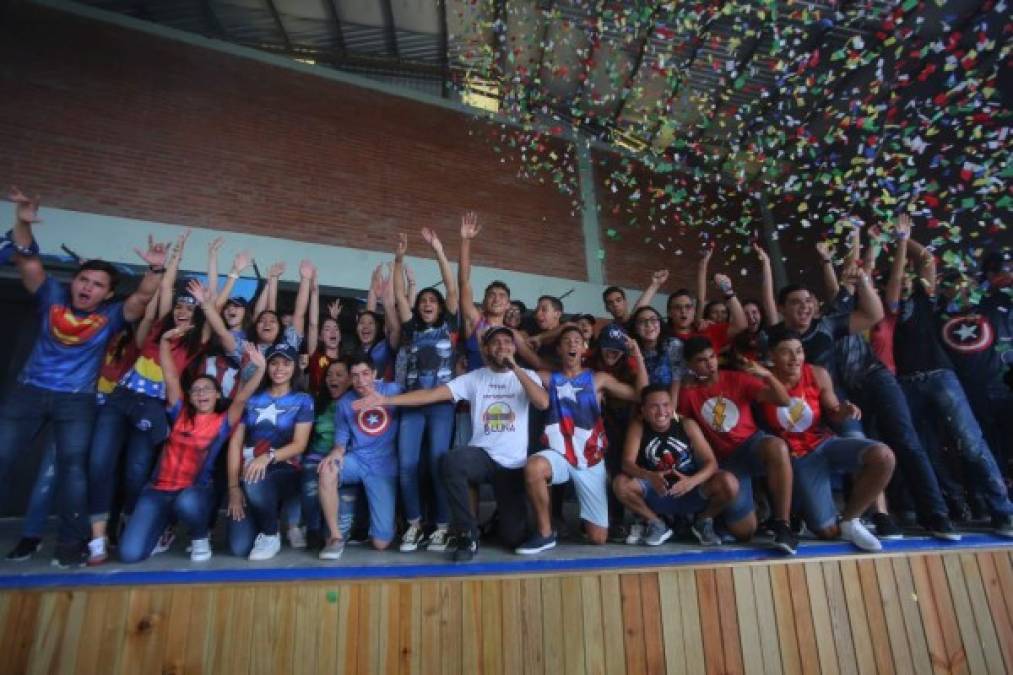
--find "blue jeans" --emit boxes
[792,437,877,530]
[397,401,455,525]
[900,369,1013,517]
[227,463,299,557]
[88,387,168,523]
[21,439,57,538]
[339,454,397,542]
[0,384,94,545]
[847,367,948,520]
[300,460,323,533]
[119,484,214,563]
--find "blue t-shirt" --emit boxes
[334,381,403,475]
[241,389,315,466]
[642,337,685,388]
[401,313,458,391]
[18,277,127,394]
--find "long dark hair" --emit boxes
[157,305,206,358]
[412,287,448,327]
[179,373,228,418]
[248,309,283,347]
[631,306,665,356]
[314,357,352,413]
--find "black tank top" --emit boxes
[638,416,698,482]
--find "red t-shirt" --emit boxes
[306,348,336,397]
[759,365,832,458]
[151,403,232,491]
[672,322,731,353]
[869,314,897,374]
[677,370,765,459]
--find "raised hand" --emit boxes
[186,279,209,304]
[651,269,670,286]
[751,241,770,264]
[840,260,861,287]
[395,232,408,259]
[327,299,342,319]
[700,241,715,262]
[403,263,416,286]
[713,273,734,295]
[135,234,171,268]
[232,249,253,273]
[244,342,265,368]
[268,261,286,279]
[299,259,316,279]
[894,213,913,240]
[160,324,192,342]
[8,187,41,225]
[370,264,384,295]
[460,211,480,240]
[421,227,444,255]
[173,228,192,254]
[815,240,834,263]
[208,236,224,257]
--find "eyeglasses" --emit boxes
[190,385,217,395]
[637,317,661,326]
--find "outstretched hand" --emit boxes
[186,279,210,304]
[421,227,444,255]
[460,211,480,240]
[8,187,41,225]
[815,240,833,263]
[135,234,171,268]
[268,261,286,279]
[299,259,316,280]
[351,392,387,411]
[327,299,342,319]
[894,213,913,240]
[244,342,266,368]
[751,241,769,264]
[232,250,253,273]
[395,232,408,259]
[651,269,670,286]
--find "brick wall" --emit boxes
[0,4,585,281]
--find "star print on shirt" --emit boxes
[953,323,977,341]
[555,381,582,403]
[254,402,284,425]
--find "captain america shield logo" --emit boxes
[941,315,994,354]
[357,407,390,436]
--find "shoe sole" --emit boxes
[516,541,557,555]
[319,553,343,560]
[994,530,1013,539]
[399,543,420,552]
[931,532,962,542]
[645,530,673,546]
[190,554,213,562]
[691,526,721,546]
[427,544,449,552]
[771,541,797,555]
[6,552,39,562]
[248,551,281,561]
[876,533,904,540]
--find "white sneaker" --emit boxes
[152,527,175,555]
[399,522,425,552]
[287,526,307,550]
[248,533,282,561]
[625,522,645,545]
[840,518,882,552]
[190,538,212,562]
[87,536,108,566]
[426,527,450,552]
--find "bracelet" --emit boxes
[228,271,240,279]
[724,292,737,300]
[148,265,166,274]
[5,230,40,257]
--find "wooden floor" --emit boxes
[2,548,1011,674]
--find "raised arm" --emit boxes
[306,273,320,355]
[595,371,640,403]
[7,187,46,293]
[158,326,190,409]
[884,215,910,311]
[379,263,402,348]
[206,237,224,297]
[134,291,161,348]
[188,279,238,354]
[744,362,791,406]
[260,261,284,314]
[392,233,413,324]
[353,384,455,411]
[157,229,191,320]
[227,344,266,426]
[752,242,780,325]
[215,249,253,312]
[905,228,936,297]
[696,243,714,310]
[632,269,669,313]
[366,264,382,313]
[421,227,458,314]
[457,212,482,331]
[404,263,418,307]
[124,236,172,322]
[714,273,747,338]
[848,266,885,333]
[289,260,314,339]
[815,240,840,300]
[628,337,649,392]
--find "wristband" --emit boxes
[228,271,240,279]
[896,232,910,241]
[149,264,166,274]
[724,292,737,300]
[5,229,40,257]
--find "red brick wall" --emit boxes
[0,4,585,280]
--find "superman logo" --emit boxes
[49,306,108,345]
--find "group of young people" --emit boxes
[1,187,1010,568]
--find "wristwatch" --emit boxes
[268,449,277,464]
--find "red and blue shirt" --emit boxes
[151,401,232,491]
[541,369,607,468]
[241,390,315,468]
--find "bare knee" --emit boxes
[706,471,738,503]
[760,438,790,465]
[864,444,895,473]
[585,524,608,545]
[525,457,551,484]
[373,539,391,551]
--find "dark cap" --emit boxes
[265,342,298,362]
[482,325,514,345]
[224,296,250,308]
[597,323,629,353]
[576,313,596,324]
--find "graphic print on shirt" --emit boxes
[776,397,815,433]
[357,406,391,437]
[49,305,109,345]
[242,392,314,467]
[700,396,740,433]
[405,320,456,390]
[541,370,607,468]
[482,401,516,434]
[942,314,994,354]
[642,433,695,479]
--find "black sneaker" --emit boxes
[947,499,973,524]
[6,537,42,562]
[991,514,1013,539]
[927,515,962,542]
[770,520,798,555]
[515,532,557,555]
[871,513,903,540]
[451,534,478,562]
[51,542,87,569]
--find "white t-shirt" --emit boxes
[446,366,543,469]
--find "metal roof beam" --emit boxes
[380,0,399,58]
[321,0,347,55]
[264,0,292,51]
[200,0,227,38]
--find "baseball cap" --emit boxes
[265,343,298,362]
[597,323,629,353]
[224,296,250,308]
[482,325,514,345]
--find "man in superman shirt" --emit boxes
[0,188,165,567]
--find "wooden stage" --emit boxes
[2,539,1012,674]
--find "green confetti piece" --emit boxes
[326,591,338,604]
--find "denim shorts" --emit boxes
[636,479,709,517]
[792,436,876,530]
[718,432,773,524]
[536,450,609,528]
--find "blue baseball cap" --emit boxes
[265,342,298,362]
[597,323,629,353]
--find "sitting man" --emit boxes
[353,326,548,561]
[760,329,896,551]
[614,384,739,546]
[676,336,798,553]
[516,326,646,554]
